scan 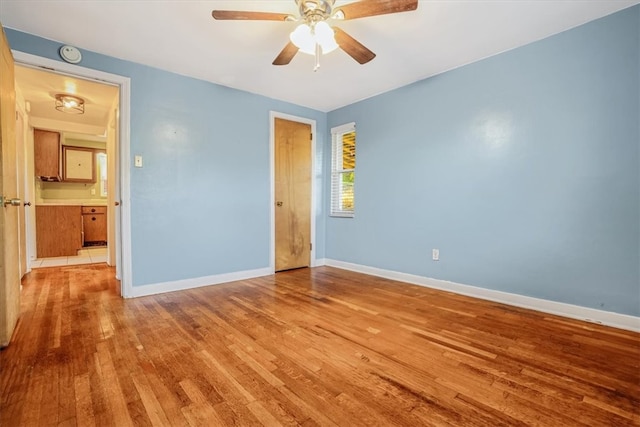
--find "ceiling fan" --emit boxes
[212,0,418,71]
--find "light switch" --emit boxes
[134,155,143,168]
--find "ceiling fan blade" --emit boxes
[273,42,299,66]
[333,27,376,64]
[212,10,290,21]
[335,0,418,20]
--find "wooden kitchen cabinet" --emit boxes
[34,129,61,181]
[82,206,107,244]
[63,146,95,182]
[36,206,82,257]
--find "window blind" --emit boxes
[330,122,356,217]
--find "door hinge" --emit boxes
[310,133,313,140]
[310,243,313,251]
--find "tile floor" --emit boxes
[32,247,108,268]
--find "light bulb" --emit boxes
[55,94,85,114]
[290,21,339,56]
[290,24,315,55]
[314,21,338,54]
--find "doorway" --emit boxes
[16,67,117,269]
[12,50,132,296]
[270,112,317,272]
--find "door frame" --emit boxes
[269,111,317,273]
[14,109,27,277]
[12,50,133,298]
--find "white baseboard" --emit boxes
[314,258,327,267]
[324,259,640,332]
[129,267,273,298]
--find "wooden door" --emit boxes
[274,118,311,271]
[0,24,21,347]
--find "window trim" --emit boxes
[330,122,356,218]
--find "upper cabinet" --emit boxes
[34,129,61,181]
[34,129,99,184]
[63,146,95,182]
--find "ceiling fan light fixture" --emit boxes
[290,23,314,54]
[212,0,419,67]
[290,21,338,55]
[315,21,338,53]
[55,94,85,114]
[304,1,318,11]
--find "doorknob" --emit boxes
[3,197,21,207]
[114,201,121,206]
[276,201,283,207]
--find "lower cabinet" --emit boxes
[36,206,83,258]
[82,206,107,243]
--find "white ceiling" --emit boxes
[2,1,638,112]
[14,65,119,134]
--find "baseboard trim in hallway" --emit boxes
[130,266,273,298]
[127,257,638,331]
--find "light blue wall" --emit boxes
[6,6,639,317]
[6,29,327,286]
[327,6,640,316]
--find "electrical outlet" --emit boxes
[134,155,143,168]
[432,249,440,261]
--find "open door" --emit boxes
[0,24,22,347]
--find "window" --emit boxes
[331,122,356,217]
[96,152,107,197]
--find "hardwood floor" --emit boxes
[1,265,639,426]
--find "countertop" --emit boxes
[35,199,108,207]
